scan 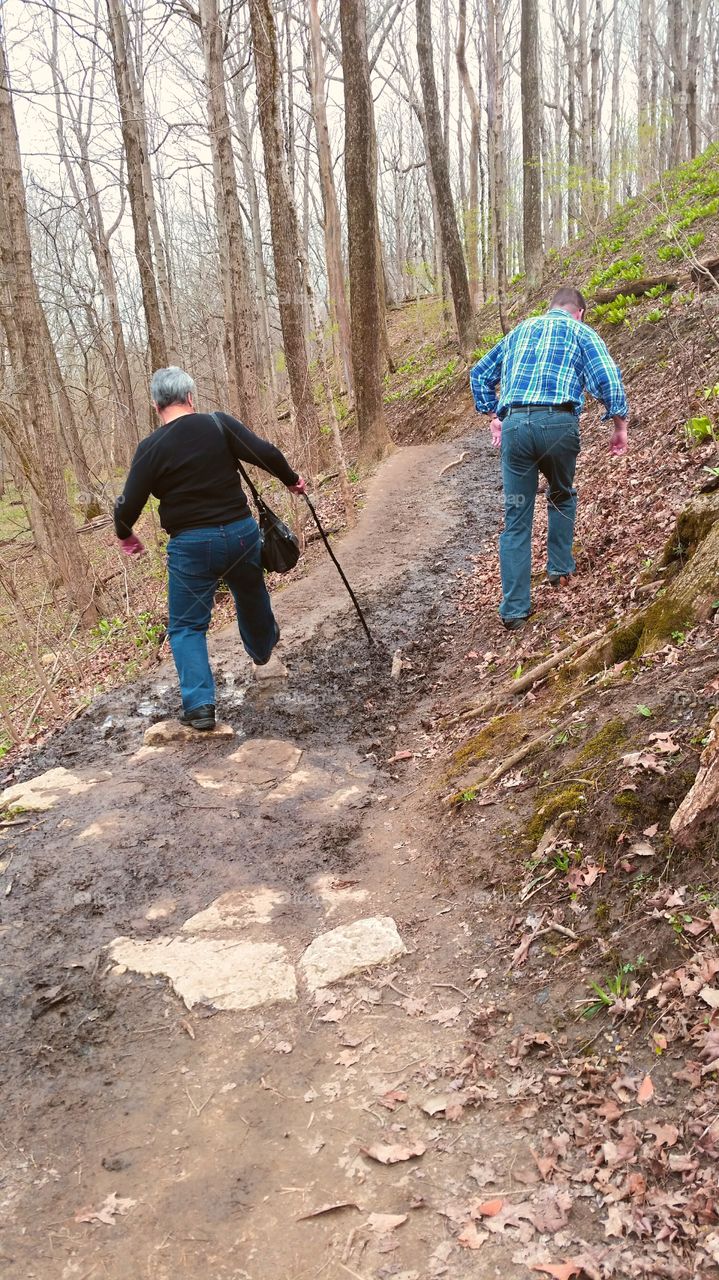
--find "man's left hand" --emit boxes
[289,476,307,495]
[609,417,628,456]
[490,416,502,448]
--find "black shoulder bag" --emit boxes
[211,413,301,575]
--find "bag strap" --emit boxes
[210,411,265,513]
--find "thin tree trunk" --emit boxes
[308,0,353,399]
[338,0,392,463]
[0,32,104,624]
[231,64,276,396]
[456,0,481,308]
[249,0,321,479]
[521,0,543,285]
[106,0,169,372]
[486,0,508,332]
[416,0,474,354]
[198,0,269,433]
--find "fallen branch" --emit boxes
[447,728,554,804]
[439,450,470,477]
[441,629,602,728]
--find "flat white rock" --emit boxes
[0,766,110,812]
[182,887,286,932]
[299,916,406,991]
[108,935,297,1010]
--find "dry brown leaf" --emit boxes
[378,1089,408,1111]
[360,1140,426,1165]
[366,1212,408,1233]
[637,1075,654,1105]
[74,1193,136,1226]
[428,1004,462,1025]
[531,1264,583,1280]
[457,1221,488,1250]
[297,1201,359,1221]
[335,1049,362,1067]
[698,985,719,1009]
[647,1121,679,1149]
[274,1040,293,1054]
[473,1197,504,1217]
[386,749,413,764]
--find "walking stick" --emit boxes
[302,493,374,646]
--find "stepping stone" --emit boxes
[108,935,297,1011]
[182,887,286,932]
[143,719,234,746]
[252,652,288,682]
[0,766,111,813]
[299,917,406,992]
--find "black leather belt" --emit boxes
[500,401,576,419]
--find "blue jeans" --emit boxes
[167,517,278,711]
[499,409,581,620]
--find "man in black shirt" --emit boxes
[114,367,306,730]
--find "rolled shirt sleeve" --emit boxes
[470,338,506,416]
[578,327,629,421]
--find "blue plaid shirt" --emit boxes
[469,308,628,422]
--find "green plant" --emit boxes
[347,466,360,484]
[580,958,644,1019]
[470,333,503,362]
[646,309,664,323]
[92,616,123,641]
[591,293,639,325]
[645,284,670,298]
[684,415,716,445]
[135,611,164,648]
[671,629,686,644]
[658,243,683,262]
[588,252,644,291]
[636,703,653,717]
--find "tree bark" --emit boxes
[338,0,392,463]
[0,32,104,624]
[416,0,474,354]
[486,0,509,332]
[249,0,321,479]
[308,0,354,399]
[520,0,543,285]
[106,0,171,373]
[198,0,269,434]
[456,0,481,308]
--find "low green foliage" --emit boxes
[588,252,644,291]
[684,414,715,445]
[470,333,503,362]
[580,957,645,1019]
[644,284,669,298]
[657,243,683,261]
[645,309,664,323]
[591,293,640,326]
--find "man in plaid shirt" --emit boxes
[470,286,629,630]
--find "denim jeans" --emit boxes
[166,517,278,711]
[499,408,581,620]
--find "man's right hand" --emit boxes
[119,534,146,557]
[610,416,628,456]
[490,416,502,448]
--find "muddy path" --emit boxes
[2,428,548,1280]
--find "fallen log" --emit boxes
[592,274,678,305]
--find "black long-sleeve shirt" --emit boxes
[114,411,299,538]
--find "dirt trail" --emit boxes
[0,429,542,1280]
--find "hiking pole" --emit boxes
[302,492,374,646]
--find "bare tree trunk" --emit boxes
[231,63,276,396]
[456,0,481,308]
[249,0,321,479]
[521,0,543,285]
[106,0,170,372]
[637,0,651,187]
[486,0,508,332]
[686,0,702,157]
[668,0,686,164]
[198,0,269,433]
[338,0,392,463]
[308,0,353,399]
[576,0,593,222]
[0,33,104,624]
[416,0,474,354]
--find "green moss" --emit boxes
[595,901,611,924]
[610,616,645,663]
[613,789,642,814]
[525,784,587,847]
[447,711,523,780]
[577,718,629,765]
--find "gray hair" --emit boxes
[151,366,197,410]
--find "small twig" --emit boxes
[432,982,470,1000]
